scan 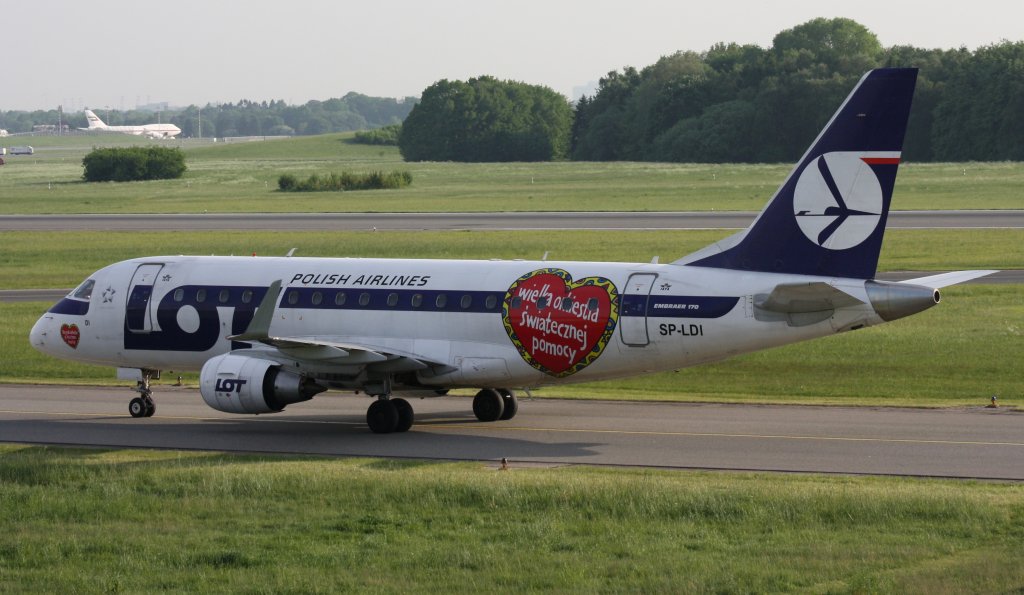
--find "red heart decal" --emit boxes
[503,269,619,377]
[60,323,80,349]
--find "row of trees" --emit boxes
[572,18,1024,162]
[6,18,1022,161]
[0,92,416,138]
[398,77,572,162]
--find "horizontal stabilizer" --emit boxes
[755,282,865,314]
[899,270,998,289]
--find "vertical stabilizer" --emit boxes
[84,109,107,129]
[677,68,918,279]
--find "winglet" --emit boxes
[227,279,282,341]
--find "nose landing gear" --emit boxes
[126,368,157,418]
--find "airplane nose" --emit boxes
[29,315,52,353]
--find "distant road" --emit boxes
[2,210,1023,231]
[1,385,1022,480]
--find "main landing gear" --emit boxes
[128,369,157,418]
[366,397,414,434]
[364,388,519,434]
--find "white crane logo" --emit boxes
[793,152,884,250]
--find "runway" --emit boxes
[2,210,1023,231]
[1,384,1021,480]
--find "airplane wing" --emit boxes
[227,280,456,374]
[899,270,999,288]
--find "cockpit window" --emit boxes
[71,279,95,301]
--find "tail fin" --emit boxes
[676,68,918,279]
[84,109,106,129]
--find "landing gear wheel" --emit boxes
[367,399,399,434]
[498,389,518,420]
[129,397,148,418]
[392,398,414,433]
[473,388,504,422]
[143,397,156,417]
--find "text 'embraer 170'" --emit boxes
[32,69,995,433]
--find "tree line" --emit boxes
[571,18,1024,163]
[5,18,1022,162]
[0,92,416,138]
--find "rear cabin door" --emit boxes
[125,263,164,333]
[619,273,657,346]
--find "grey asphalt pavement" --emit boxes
[1,385,1021,480]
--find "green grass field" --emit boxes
[1,228,1020,290]
[3,135,1021,592]
[1,445,1022,593]
[2,133,1022,213]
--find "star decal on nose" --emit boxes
[162,274,173,282]
[102,287,116,303]
[660,283,672,291]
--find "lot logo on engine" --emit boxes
[503,268,618,378]
[215,378,247,394]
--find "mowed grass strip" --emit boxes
[1,133,1022,213]
[1,228,1020,289]
[1,445,1022,593]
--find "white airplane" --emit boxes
[32,69,995,433]
[80,109,181,139]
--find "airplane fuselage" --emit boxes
[30,255,886,392]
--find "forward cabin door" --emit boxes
[125,263,164,333]
[620,273,657,346]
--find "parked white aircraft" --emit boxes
[80,109,181,139]
[32,69,995,433]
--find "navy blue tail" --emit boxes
[684,68,918,279]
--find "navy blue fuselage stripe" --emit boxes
[48,298,90,316]
[134,285,738,318]
[631,295,739,318]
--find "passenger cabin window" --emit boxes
[173,288,185,302]
[71,279,95,301]
[334,292,347,306]
[358,292,371,306]
[587,297,599,311]
[387,293,399,307]
[510,296,522,309]
[241,289,253,304]
[460,295,473,309]
[312,291,323,305]
[485,295,498,310]
[196,289,207,303]
[561,298,573,311]
[287,291,299,305]
[435,294,447,309]
[219,289,230,304]
[411,294,423,308]
[536,296,548,310]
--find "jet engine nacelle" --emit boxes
[865,280,940,322]
[199,353,325,414]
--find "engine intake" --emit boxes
[200,353,325,414]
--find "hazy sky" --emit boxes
[3,0,1021,111]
